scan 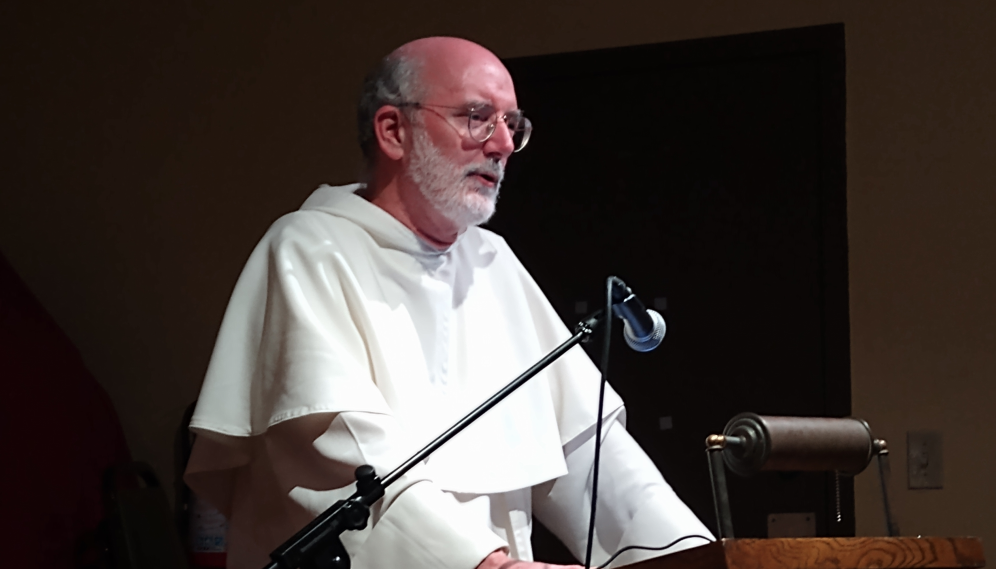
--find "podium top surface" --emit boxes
[622,537,985,569]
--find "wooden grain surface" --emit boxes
[621,537,985,569]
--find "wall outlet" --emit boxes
[907,430,943,489]
[767,513,816,537]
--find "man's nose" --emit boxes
[483,120,516,161]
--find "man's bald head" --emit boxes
[394,37,509,96]
[356,37,512,169]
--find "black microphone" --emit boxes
[610,277,666,352]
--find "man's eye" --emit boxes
[468,107,495,123]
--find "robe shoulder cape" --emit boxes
[189,183,623,496]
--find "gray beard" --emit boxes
[407,128,504,229]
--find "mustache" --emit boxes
[463,160,505,185]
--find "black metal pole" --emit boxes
[263,312,604,569]
[706,437,735,539]
[875,440,900,537]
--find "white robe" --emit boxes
[185,184,712,569]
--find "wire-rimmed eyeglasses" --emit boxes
[399,102,533,152]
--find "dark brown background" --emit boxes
[1,0,993,549]
[496,24,850,543]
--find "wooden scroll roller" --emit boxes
[718,412,875,477]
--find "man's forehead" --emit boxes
[433,63,516,105]
[396,37,517,107]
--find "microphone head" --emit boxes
[622,309,666,352]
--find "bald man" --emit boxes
[185,38,711,569]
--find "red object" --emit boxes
[0,253,131,568]
[191,551,228,568]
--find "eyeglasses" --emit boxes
[399,102,533,152]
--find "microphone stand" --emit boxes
[263,311,605,569]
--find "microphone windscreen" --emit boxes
[622,309,666,352]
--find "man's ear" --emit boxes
[374,106,408,161]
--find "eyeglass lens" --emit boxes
[468,106,532,151]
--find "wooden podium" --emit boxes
[622,537,985,569]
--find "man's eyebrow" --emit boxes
[464,100,523,113]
